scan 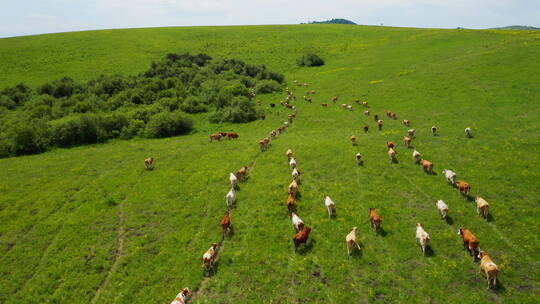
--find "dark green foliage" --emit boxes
[306,18,357,25]
[297,53,325,67]
[0,53,283,157]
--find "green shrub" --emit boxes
[5,121,51,155]
[255,80,281,94]
[144,112,193,138]
[297,53,325,67]
[180,96,207,113]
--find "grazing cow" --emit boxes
[436,200,449,220]
[374,114,379,121]
[286,149,293,160]
[415,223,430,256]
[259,139,269,152]
[478,251,499,290]
[209,133,222,142]
[289,157,297,169]
[292,168,301,183]
[144,157,154,170]
[465,127,472,138]
[412,150,421,164]
[363,110,370,116]
[431,126,437,136]
[346,227,361,256]
[287,193,296,214]
[407,129,416,138]
[288,180,299,198]
[332,96,338,103]
[369,208,382,232]
[236,166,248,182]
[402,120,411,126]
[270,103,276,108]
[269,130,277,139]
[377,120,383,130]
[388,148,397,163]
[456,181,471,197]
[221,210,231,237]
[476,197,489,219]
[355,152,362,165]
[324,195,336,218]
[293,227,312,252]
[291,212,304,232]
[363,125,369,133]
[347,105,353,111]
[277,126,285,133]
[362,101,369,107]
[390,113,397,120]
[420,160,434,174]
[219,132,228,138]
[322,103,328,107]
[351,135,357,145]
[202,243,218,274]
[386,141,394,150]
[404,136,412,148]
[341,103,347,109]
[442,169,457,185]
[226,188,236,209]
[458,228,480,261]
[170,288,190,304]
[229,173,238,188]
[227,132,239,140]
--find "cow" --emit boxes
[310,90,316,94]
[286,149,293,160]
[390,113,397,120]
[289,157,297,169]
[420,160,434,174]
[351,135,357,145]
[412,150,421,164]
[369,208,382,232]
[478,251,499,290]
[347,105,353,111]
[355,98,360,104]
[292,168,301,184]
[229,173,238,188]
[442,169,457,185]
[431,126,437,136]
[270,103,276,108]
[219,132,228,138]
[346,227,361,256]
[377,120,383,130]
[387,141,394,150]
[291,212,304,232]
[293,227,312,252]
[221,210,231,238]
[170,288,190,304]
[287,193,296,214]
[404,136,412,148]
[210,133,222,142]
[226,188,236,209]
[269,130,277,139]
[227,132,239,140]
[202,243,218,274]
[332,96,338,103]
[416,223,430,256]
[341,103,347,109]
[363,110,370,116]
[402,120,411,126]
[236,166,248,182]
[144,157,154,170]
[374,114,379,121]
[259,140,268,152]
[288,180,299,198]
[355,152,362,165]
[456,181,471,197]
[388,148,397,163]
[362,101,369,107]
[436,200,449,220]
[363,125,369,133]
[321,103,328,107]
[407,129,416,138]
[465,127,472,138]
[324,195,335,218]
[458,228,480,261]
[476,197,489,219]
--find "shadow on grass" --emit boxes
[466,195,475,202]
[377,227,388,237]
[349,246,363,259]
[391,158,399,164]
[297,238,315,255]
[444,215,454,225]
[425,245,436,257]
[487,213,495,222]
[491,280,506,294]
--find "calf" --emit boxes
[293,227,312,252]
[291,212,304,232]
[388,148,397,163]
[287,193,296,214]
[363,125,369,133]
[407,129,416,138]
[144,157,154,170]
[415,223,430,256]
[289,157,297,169]
[236,166,248,182]
[202,243,218,274]
[442,169,457,185]
[351,135,357,145]
[465,127,472,138]
[456,181,471,197]
[229,173,238,188]
[420,160,433,174]
[226,188,236,209]
[221,210,231,237]
[324,195,335,218]
[478,251,499,289]
[458,228,479,261]
[227,132,239,140]
[475,197,489,219]
[346,227,361,256]
[377,120,383,130]
[288,180,299,198]
[412,150,421,164]
[369,208,382,232]
[431,126,437,136]
[292,168,301,184]
[170,288,190,304]
[386,141,394,150]
[402,119,411,126]
[404,136,412,148]
[355,152,362,165]
[436,200,449,220]
[286,149,293,160]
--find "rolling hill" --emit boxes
[0,25,539,303]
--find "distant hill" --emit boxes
[303,18,356,25]
[490,25,539,30]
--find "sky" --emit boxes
[1,0,539,38]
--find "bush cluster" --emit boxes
[0,53,284,158]
[297,54,325,67]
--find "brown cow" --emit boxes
[321,103,328,107]
[458,228,480,261]
[456,181,471,197]
[219,132,228,138]
[293,227,312,252]
[236,166,248,181]
[377,120,383,130]
[287,193,296,214]
[387,141,394,150]
[202,243,218,274]
[404,136,412,148]
[144,157,154,170]
[288,180,299,198]
[171,288,191,304]
[221,210,231,238]
[478,251,499,289]
[403,120,411,126]
[209,133,222,142]
[420,160,433,174]
[351,135,357,145]
[369,208,382,232]
[363,125,369,133]
[331,96,338,103]
[227,132,239,140]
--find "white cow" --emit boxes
[226,188,236,209]
[476,197,489,219]
[355,152,362,165]
[442,169,457,185]
[363,110,370,116]
[407,129,416,137]
[465,127,472,138]
[229,173,237,188]
[291,212,304,232]
[324,195,335,218]
[346,227,361,256]
[289,157,297,169]
[415,223,430,256]
[412,150,421,164]
[436,200,449,220]
[292,168,301,183]
[170,288,190,304]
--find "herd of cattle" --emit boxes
[163,80,499,303]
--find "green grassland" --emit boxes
[1,25,539,303]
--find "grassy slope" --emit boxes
[0,25,539,303]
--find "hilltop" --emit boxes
[303,18,357,25]
[490,25,539,30]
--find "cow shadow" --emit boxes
[491,280,506,293]
[297,238,315,255]
[425,245,436,257]
[356,161,364,166]
[376,227,388,237]
[349,246,363,259]
[444,215,454,225]
[466,195,475,202]
[391,158,399,164]
[486,213,495,222]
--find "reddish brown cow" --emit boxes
[286,193,296,214]
[144,157,154,170]
[404,136,412,148]
[321,103,328,107]
[387,141,394,150]
[456,181,471,197]
[293,227,312,252]
[420,160,434,174]
[236,166,248,181]
[363,125,369,133]
[209,133,222,142]
[458,227,480,261]
[221,210,231,237]
[227,132,239,139]
[369,208,382,232]
[331,96,338,103]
